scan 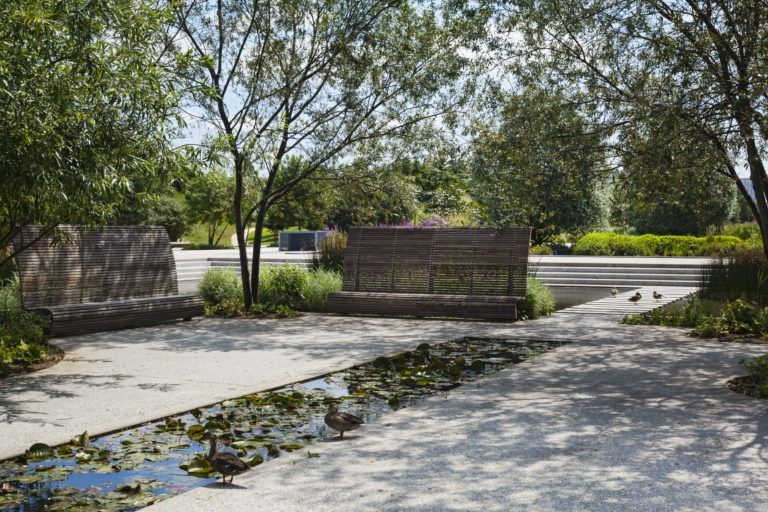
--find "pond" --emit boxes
[0,338,563,512]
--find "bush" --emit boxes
[517,277,555,320]
[530,245,553,255]
[739,355,768,398]
[623,296,768,340]
[258,265,307,310]
[301,269,342,312]
[198,268,243,307]
[701,249,768,303]
[0,276,53,376]
[722,223,761,241]
[573,232,753,257]
[0,274,21,313]
[313,231,347,272]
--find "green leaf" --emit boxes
[25,442,54,460]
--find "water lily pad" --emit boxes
[246,454,264,467]
[183,456,214,477]
[115,482,141,494]
[186,425,206,440]
[25,442,54,461]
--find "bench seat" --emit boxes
[327,291,519,320]
[36,295,204,337]
[14,225,205,336]
[326,227,531,321]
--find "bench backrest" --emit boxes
[341,227,531,298]
[14,225,180,308]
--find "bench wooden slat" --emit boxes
[14,225,204,336]
[327,227,531,320]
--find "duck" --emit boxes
[324,404,364,439]
[610,287,619,297]
[204,432,249,485]
[628,292,642,303]
[653,291,664,301]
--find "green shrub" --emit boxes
[301,269,342,312]
[722,223,761,241]
[198,268,243,307]
[258,265,307,310]
[625,295,768,340]
[530,245,553,255]
[738,355,768,398]
[517,277,555,320]
[312,231,347,272]
[0,274,21,314]
[0,276,53,376]
[574,232,750,257]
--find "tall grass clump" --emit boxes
[0,275,53,376]
[0,274,21,314]
[198,268,244,315]
[301,269,342,312]
[701,249,768,304]
[517,277,555,320]
[259,265,307,310]
[312,231,347,272]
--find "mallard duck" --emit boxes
[325,404,364,439]
[628,292,642,303]
[204,432,249,485]
[610,287,619,297]
[653,291,664,301]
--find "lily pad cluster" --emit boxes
[0,338,560,512]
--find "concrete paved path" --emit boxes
[146,317,768,512]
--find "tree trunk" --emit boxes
[249,203,268,304]
[232,156,253,309]
[743,137,768,259]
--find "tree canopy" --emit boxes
[498,0,768,254]
[0,0,183,267]
[470,88,607,243]
[172,0,482,307]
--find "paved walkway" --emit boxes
[146,317,768,512]
[2,292,768,510]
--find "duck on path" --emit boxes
[628,292,642,303]
[610,287,619,297]
[204,432,249,485]
[653,291,664,301]
[325,404,364,439]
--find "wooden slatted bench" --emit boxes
[14,225,204,337]
[326,227,531,320]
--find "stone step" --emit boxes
[556,286,697,316]
[534,271,702,279]
[532,266,703,275]
[537,276,700,286]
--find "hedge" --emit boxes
[573,232,760,257]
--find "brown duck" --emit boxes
[325,404,364,439]
[628,292,642,303]
[653,291,664,301]
[204,432,249,485]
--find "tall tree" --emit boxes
[469,88,607,243]
[172,0,480,308]
[186,169,235,246]
[611,113,735,235]
[0,0,182,267]
[499,0,768,254]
